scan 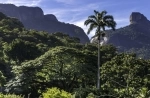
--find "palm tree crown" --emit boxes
[84,10,116,39]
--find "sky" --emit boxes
[0,0,149,37]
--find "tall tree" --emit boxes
[84,10,116,89]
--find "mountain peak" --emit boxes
[130,12,149,24]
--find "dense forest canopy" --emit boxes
[0,11,150,98]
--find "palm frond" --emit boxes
[103,15,114,22]
[103,15,116,31]
[84,10,116,38]
[109,22,117,31]
[99,10,107,19]
[88,15,97,21]
[87,23,97,34]
[94,10,99,16]
[84,19,97,26]
[105,21,117,31]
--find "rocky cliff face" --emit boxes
[0,4,89,43]
[130,12,150,25]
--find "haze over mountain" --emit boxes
[0,4,89,43]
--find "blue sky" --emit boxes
[0,0,149,37]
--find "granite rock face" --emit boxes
[130,12,150,24]
[0,4,89,43]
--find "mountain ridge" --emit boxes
[106,12,150,59]
[0,3,89,43]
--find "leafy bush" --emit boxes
[42,87,72,98]
[0,93,24,98]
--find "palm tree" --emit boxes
[84,10,116,89]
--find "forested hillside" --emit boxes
[0,11,150,98]
[0,3,89,43]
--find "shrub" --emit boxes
[42,87,72,98]
[0,93,24,98]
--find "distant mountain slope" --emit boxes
[106,12,150,59]
[0,4,89,43]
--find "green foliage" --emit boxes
[42,87,72,98]
[0,60,12,79]
[86,93,95,98]
[137,87,150,98]
[3,39,42,63]
[5,44,115,97]
[0,12,6,21]
[0,71,6,86]
[0,18,24,31]
[101,53,150,97]
[53,32,80,44]
[0,93,23,98]
[1,11,150,98]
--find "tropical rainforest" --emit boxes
[0,10,150,98]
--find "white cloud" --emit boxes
[54,0,74,4]
[68,18,95,38]
[115,18,129,28]
[44,8,67,19]
[86,3,100,9]
[43,2,102,22]
[0,0,42,6]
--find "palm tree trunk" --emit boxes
[97,35,100,89]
